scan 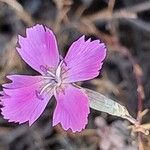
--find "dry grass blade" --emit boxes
[0,0,33,25]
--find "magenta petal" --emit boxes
[64,36,106,83]
[1,75,52,125]
[17,24,59,74]
[53,85,90,132]
[3,75,43,89]
[0,91,9,105]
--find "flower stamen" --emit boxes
[39,82,54,95]
[46,70,56,78]
[37,60,67,100]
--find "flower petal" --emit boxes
[1,75,53,125]
[53,85,90,132]
[3,75,43,89]
[17,24,59,74]
[63,36,106,83]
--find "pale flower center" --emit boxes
[37,60,65,99]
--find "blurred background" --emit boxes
[0,0,150,150]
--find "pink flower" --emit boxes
[1,24,106,132]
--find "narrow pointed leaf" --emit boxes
[85,88,137,124]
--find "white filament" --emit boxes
[39,82,54,95]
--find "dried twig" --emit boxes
[109,23,146,150]
[53,0,72,32]
[108,0,116,13]
[82,1,150,22]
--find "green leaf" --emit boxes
[85,88,137,124]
